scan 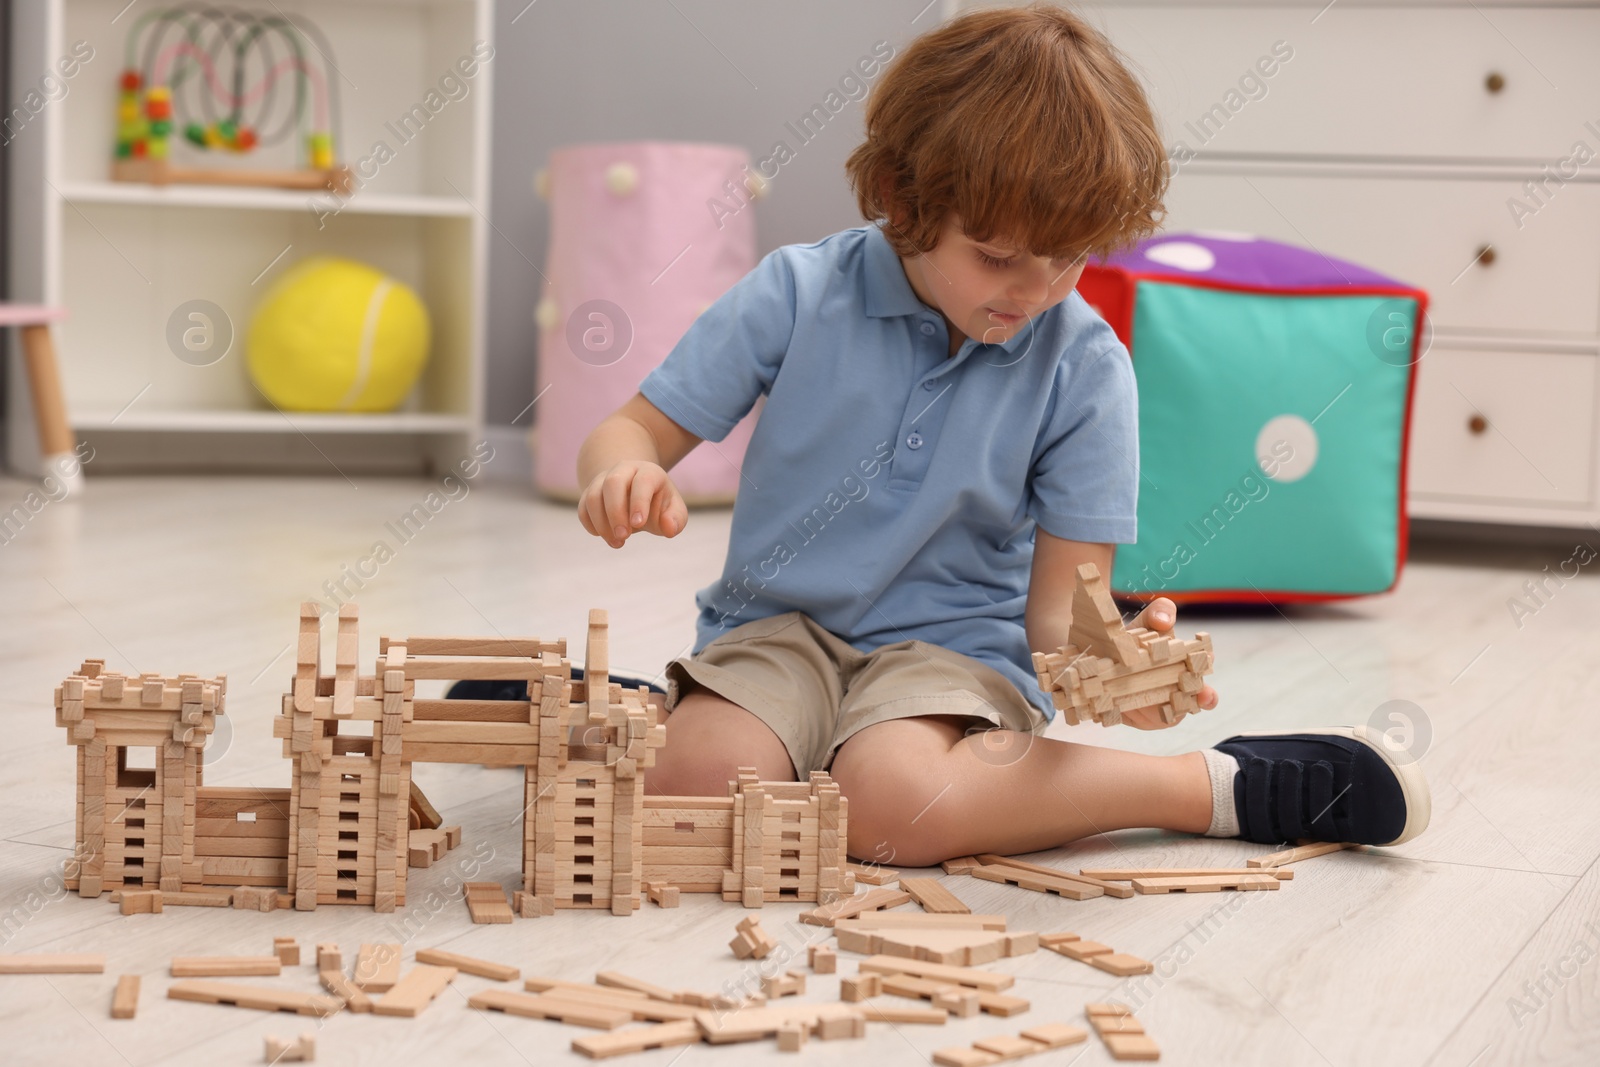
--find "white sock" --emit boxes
[1201,748,1241,838]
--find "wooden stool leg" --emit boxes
[19,324,83,496]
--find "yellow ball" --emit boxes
[247,257,430,412]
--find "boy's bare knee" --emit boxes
[645,689,795,796]
[831,720,964,867]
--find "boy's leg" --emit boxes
[644,681,797,796]
[829,715,1212,868]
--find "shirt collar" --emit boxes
[862,221,1041,356]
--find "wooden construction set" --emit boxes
[53,604,855,917]
[1033,563,1214,726]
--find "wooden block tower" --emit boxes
[1032,563,1215,726]
[520,609,667,917]
[722,769,852,907]
[276,603,412,912]
[54,660,225,897]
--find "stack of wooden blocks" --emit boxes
[1032,563,1213,726]
[722,770,853,907]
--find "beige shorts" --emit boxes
[663,611,1049,776]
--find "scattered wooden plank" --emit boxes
[856,955,1014,991]
[353,944,402,992]
[167,980,341,1017]
[847,862,901,886]
[571,1019,702,1060]
[170,956,282,978]
[1082,867,1292,881]
[0,955,105,974]
[975,854,1134,898]
[415,947,519,982]
[901,877,971,914]
[110,975,140,1019]
[1247,842,1357,868]
[1131,874,1281,894]
[469,988,632,1030]
[879,974,1030,1017]
[968,864,1100,901]
[798,888,912,927]
[373,964,456,1018]
[834,913,1006,931]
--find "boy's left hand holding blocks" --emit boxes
[1033,563,1217,730]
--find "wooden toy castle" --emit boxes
[54,605,852,915]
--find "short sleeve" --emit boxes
[1027,342,1140,544]
[637,247,798,444]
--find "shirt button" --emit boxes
[919,322,936,336]
[906,432,924,449]
[923,380,935,390]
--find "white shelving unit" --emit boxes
[7,0,493,476]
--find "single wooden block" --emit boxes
[470,988,631,1029]
[1131,874,1281,894]
[273,938,301,967]
[808,944,837,974]
[777,1019,808,1051]
[352,944,402,992]
[857,956,1013,991]
[931,1046,1002,1067]
[1046,939,1111,962]
[571,1019,702,1060]
[934,990,981,1017]
[862,1000,949,1025]
[1247,842,1356,868]
[262,1033,316,1062]
[318,969,373,1013]
[968,865,1101,901]
[1021,1022,1088,1048]
[407,845,433,868]
[847,862,901,886]
[1103,1032,1161,1061]
[373,964,457,1018]
[1091,1012,1144,1036]
[974,855,1134,898]
[120,889,162,915]
[840,973,882,1002]
[111,975,140,1019]
[798,888,912,927]
[415,947,519,982]
[901,877,971,914]
[464,882,515,924]
[1085,1002,1133,1017]
[593,971,678,1003]
[170,956,282,978]
[1088,953,1155,977]
[761,970,805,998]
[1080,867,1293,881]
[974,1034,1046,1059]
[167,980,341,1017]
[316,944,341,973]
[729,915,777,959]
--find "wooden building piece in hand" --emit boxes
[111,975,140,1019]
[1032,563,1213,727]
[901,877,970,914]
[263,1033,315,1062]
[1247,842,1358,868]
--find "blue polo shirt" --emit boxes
[638,221,1139,719]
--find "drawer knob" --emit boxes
[1475,244,1496,267]
[1485,71,1506,93]
[1468,413,1489,435]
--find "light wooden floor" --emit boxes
[0,474,1595,1066]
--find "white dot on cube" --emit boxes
[1256,414,1319,482]
[1143,240,1215,272]
[606,162,640,196]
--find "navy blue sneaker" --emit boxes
[1215,726,1431,846]
[445,666,667,702]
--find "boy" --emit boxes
[574,5,1429,867]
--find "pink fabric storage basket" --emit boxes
[533,141,760,502]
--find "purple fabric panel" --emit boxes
[1095,232,1408,290]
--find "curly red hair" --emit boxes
[846,4,1168,262]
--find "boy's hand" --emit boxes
[1117,597,1219,730]
[577,461,689,549]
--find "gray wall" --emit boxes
[485,0,951,426]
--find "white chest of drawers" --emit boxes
[967,0,1600,529]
